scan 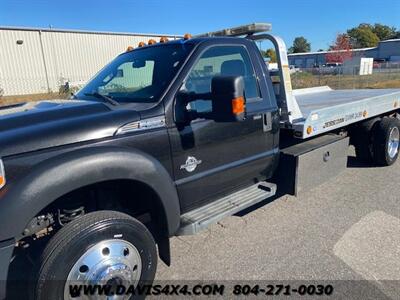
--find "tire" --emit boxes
[354,137,373,162]
[371,117,400,166]
[35,210,157,300]
[351,117,380,162]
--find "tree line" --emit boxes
[263,23,399,62]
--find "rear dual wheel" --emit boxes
[352,117,379,162]
[371,117,400,166]
[354,117,400,166]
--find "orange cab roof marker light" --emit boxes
[126,46,134,52]
[160,37,169,43]
[138,41,146,47]
[148,39,157,45]
[183,33,192,40]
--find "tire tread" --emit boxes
[372,117,400,166]
[36,210,155,299]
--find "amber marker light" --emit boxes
[160,37,169,43]
[148,39,157,45]
[138,42,146,47]
[232,97,245,115]
[0,159,5,190]
[183,33,192,40]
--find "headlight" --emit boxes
[0,159,5,189]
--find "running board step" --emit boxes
[177,182,277,235]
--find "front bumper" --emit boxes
[0,239,14,300]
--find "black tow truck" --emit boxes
[0,23,399,299]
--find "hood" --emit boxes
[0,99,141,157]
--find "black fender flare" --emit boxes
[0,146,181,241]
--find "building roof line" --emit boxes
[0,25,182,38]
[379,38,400,43]
[288,47,376,56]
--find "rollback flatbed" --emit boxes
[292,87,400,138]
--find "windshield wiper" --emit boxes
[84,92,119,106]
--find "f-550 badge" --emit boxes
[180,156,202,172]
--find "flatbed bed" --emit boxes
[290,86,400,138]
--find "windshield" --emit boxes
[76,43,193,103]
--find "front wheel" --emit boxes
[35,210,157,300]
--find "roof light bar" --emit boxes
[194,23,272,38]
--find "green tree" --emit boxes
[264,48,277,63]
[372,23,397,40]
[347,24,380,48]
[288,37,311,53]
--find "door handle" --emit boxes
[263,112,272,132]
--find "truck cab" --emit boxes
[74,35,280,213]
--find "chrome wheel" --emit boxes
[388,126,399,159]
[64,239,142,300]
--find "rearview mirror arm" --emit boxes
[182,91,212,103]
[186,110,214,120]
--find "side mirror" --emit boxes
[132,59,146,68]
[211,75,246,122]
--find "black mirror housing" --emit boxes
[211,76,246,122]
[132,59,146,68]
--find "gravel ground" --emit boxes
[155,149,400,299]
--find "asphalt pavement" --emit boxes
[155,148,400,299]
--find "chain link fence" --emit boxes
[291,62,400,90]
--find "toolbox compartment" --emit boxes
[277,134,349,196]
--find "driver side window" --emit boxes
[183,46,260,113]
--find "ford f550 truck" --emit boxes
[0,23,399,299]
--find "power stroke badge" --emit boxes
[180,156,202,172]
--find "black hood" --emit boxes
[0,99,141,157]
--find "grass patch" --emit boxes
[291,71,400,90]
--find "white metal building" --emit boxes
[0,27,179,96]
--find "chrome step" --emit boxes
[177,182,277,235]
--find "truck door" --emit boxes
[167,42,279,213]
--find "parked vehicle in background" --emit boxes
[311,62,343,75]
[0,23,399,300]
[267,62,279,71]
[289,65,301,73]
